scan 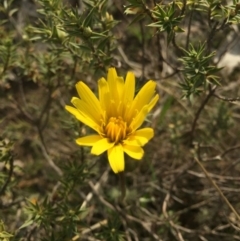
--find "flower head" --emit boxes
[65,68,159,173]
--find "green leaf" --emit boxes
[82,5,96,27]
[18,219,34,229]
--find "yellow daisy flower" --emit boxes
[65,68,159,173]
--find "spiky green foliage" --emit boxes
[180,43,221,97]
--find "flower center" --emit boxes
[105,116,127,143]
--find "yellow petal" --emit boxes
[107,68,118,94]
[123,138,140,146]
[123,128,154,146]
[71,97,101,124]
[147,94,159,112]
[75,81,102,115]
[99,72,119,117]
[130,105,149,131]
[116,76,125,99]
[107,68,125,106]
[125,80,157,121]
[65,105,99,133]
[76,135,102,146]
[107,68,118,101]
[107,144,124,173]
[123,144,144,160]
[134,80,157,109]
[134,128,154,144]
[123,71,135,105]
[98,77,110,112]
[91,138,114,155]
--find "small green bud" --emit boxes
[164,16,169,21]
[124,7,142,15]
[83,27,92,37]
[56,25,68,39]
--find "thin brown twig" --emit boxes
[124,213,163,241]
[194,156,240,222]
[173,198,214,218]
[180,0,187,16]
[76,219,108,238]
[162,193,185,241]
[88,181,163,241]
[172,33,184,56]
[221,145,240,158]
[14,100,34,123]
[37,86,54,131]
[80,167,110,210]
[190,85,216,144]
[213,93,240,102]
[36,127,63,176]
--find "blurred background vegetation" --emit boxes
[1,0,240,240]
